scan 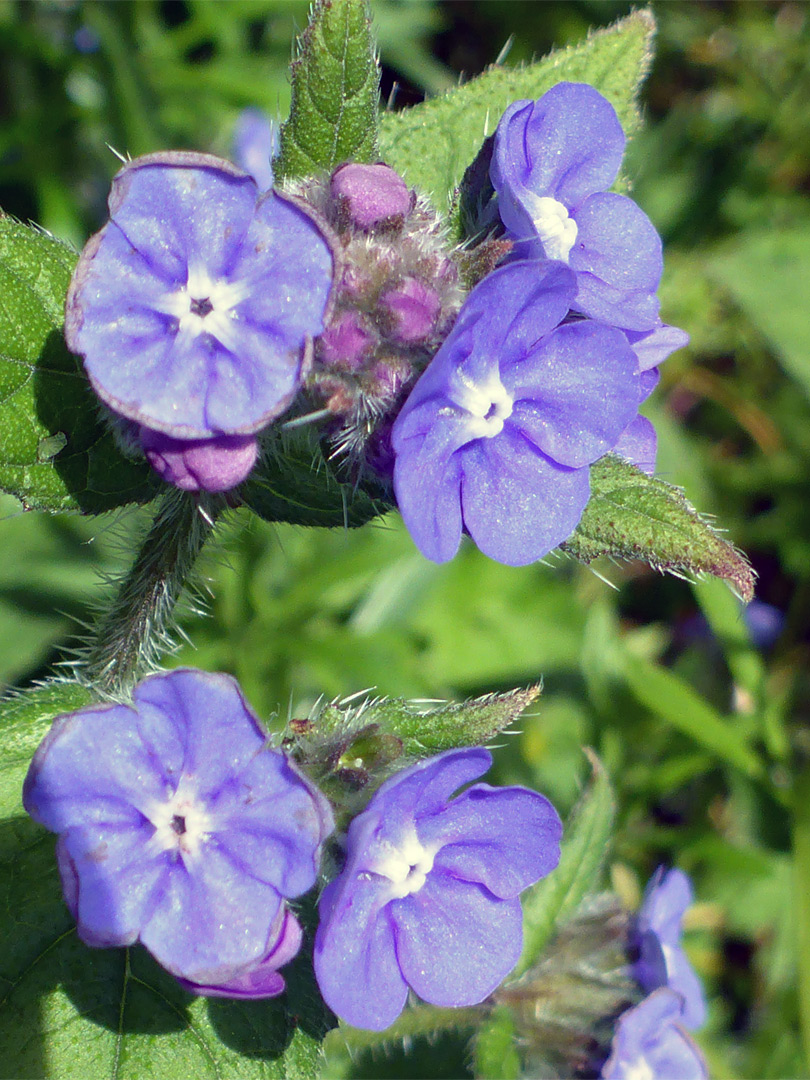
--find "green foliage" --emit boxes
[471,1006,520,1080]
[563,455,756,602]
[708,228,810,403]
[0,215,158,514]
[242,441,388,529]
[378,9,654,213]
[315,685,539,759]
[274,0,380,182]
[515,753,614,978]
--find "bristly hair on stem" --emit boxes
[80,489,222,699]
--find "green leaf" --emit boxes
[317,685,540,760]
[378,9,655,212]
[274,0,380,183]
[708,227,810,402]
[0,834,329,1078]
[472,1005,520,1080]
[241,440,389,529]
[621,657,767,781]
[0,213,159,513]
[562,455,756,602]
[0,681,95,821]
[322,1003,479,1065]
[514,752,614,978]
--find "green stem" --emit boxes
[83,490,220,698]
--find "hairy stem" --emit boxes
[83,490,221,698]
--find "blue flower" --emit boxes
[23,669,334,997]
[313,747,562,1031]
[491,82,663,331]
[634,867,707,1030]
[391,260,640,565]
[601,989,708,1079]
[65,151,335,486]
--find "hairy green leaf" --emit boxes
[241,441,389,529]
[378,9,655,212]
[315,685,539,762]
[562,455,756,602]
[0,214,159,513]
[515,752,614,977]
[274,0,380,183]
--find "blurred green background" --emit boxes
[1,1,809,1077]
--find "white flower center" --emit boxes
[155,264,252,352]
[524,194,578,262]
[621,1055,654,1080]
[370,832,437,900]
[448,369,514,440]
[147,782,212,860]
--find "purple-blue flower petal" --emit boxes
[24,668,332,996]
[569,192,662,330]
[232,108,278,191]
[61,822,166,947]
[459,429,591,566]
[613,415,657,474]
[139,839,285,985]
[492,85,625,234]
[626,322,689,372]
[602,989,708,1080]
[314,875,409,1031]
[503,320,639,468]
[635,867,707,1030]
[421,783,562,899]
[391,871,524,1007]
[369,747,493,833]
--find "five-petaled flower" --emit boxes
[65,151,335,491]
[634,866,707,1030]
[391,260,639,565]
[23,668,334,997]
[491,82,663,331]
[601,989,708,1080]
[313,746,562,1030]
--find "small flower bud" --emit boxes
[316,310,378,369]
[330,162,413,233]
[379,277,442,345]
[139,428,259,493]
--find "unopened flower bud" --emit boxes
[331,162,413,233]
[379,277,442,345]
[316,310,378,369]
[139,428,259,493]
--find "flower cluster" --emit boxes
[392,81,688,566]
[23,669,562,1023]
